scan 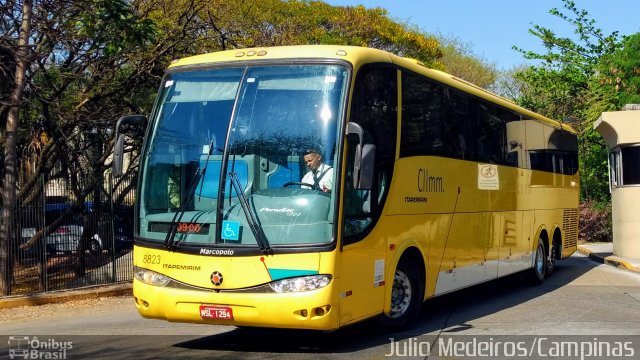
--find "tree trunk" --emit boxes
[0,0,33,296]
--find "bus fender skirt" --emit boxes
[532,225,550,266]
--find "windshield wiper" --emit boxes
[228,171,272,255]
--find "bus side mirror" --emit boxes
[113,114,147,177]
[113,134,126,177]
[346,122,376,190]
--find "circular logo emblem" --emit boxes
[480,164,497,177]
[210,271,223,286]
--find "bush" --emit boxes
[579,200,612,242]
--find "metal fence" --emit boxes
[9,172,136,295]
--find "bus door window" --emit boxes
[344,65,397,242]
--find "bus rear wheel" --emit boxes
[528,239,547,284]
[377,259,422,329]
[547,242,558,276]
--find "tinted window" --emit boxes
[530,152,554,172]
[399,71,576,173]
[530,151,579,175]
[560,152,579,175]
[476,103,514,165]
[447,90,477,160]
[400,72,445,157]
[622,146,640,185]
[351,66,398,167]
[345,65,397,242]
[400,72,519,165]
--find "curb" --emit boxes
[577,246,640,273]
[0,283,132,309]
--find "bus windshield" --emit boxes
[139,64,348,249]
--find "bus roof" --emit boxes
[168,45,392,67]
[169,45,575,134]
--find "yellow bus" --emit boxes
[113,45,579,330]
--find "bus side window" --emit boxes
[400,71,445,157]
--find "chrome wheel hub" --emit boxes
[390,270,412,318]
[535,246,544,275]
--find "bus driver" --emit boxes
[301,149,333,192]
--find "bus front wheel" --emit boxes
[377,259,423,329]
[529,239,547,284]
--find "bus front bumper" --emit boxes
[133,279,340,330]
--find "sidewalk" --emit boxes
[577,242,640,273]
[0,283,131,309]
[0,252,133,309]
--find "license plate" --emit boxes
[200,305,233,320]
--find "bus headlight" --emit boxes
[134,266,170,287]
[269,275,332,293]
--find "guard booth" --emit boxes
[594,104,640,259]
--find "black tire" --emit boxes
[377,259,423,329]
[89,239,101,255]
[547,242,558,277]
[528,239,547,285]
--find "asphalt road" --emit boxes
[2,251,640,359]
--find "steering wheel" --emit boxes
[283,181,314,188]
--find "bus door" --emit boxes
[337,64,398,325]
[338,230,387,325]
[337,131,387,325]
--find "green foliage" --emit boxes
[512,0,626,202]
[73,0,156,57]
[580,34,640,202]
[171,0,444,68]
[2,0,453,204]
[436,35,497,88]
[579,130,609,202]
[0,0,162,206]
[299,3,443,67]
[590,33,640,111]
[515,0,619,73]
[514,65,588,120]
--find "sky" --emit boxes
[324,0,640,70]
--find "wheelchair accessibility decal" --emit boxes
[221,220,240,241]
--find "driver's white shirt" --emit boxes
[301,163,333,191]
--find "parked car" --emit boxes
[86,205,134,254]
[18,202,133,256]
[20,222,121,255]
[43,224,80,254]
[87,214,134,254]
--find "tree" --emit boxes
[589,33,640,114]
[0,0,458,291]
[488,66,528,100]
[512,0,622,202]
[147,0,443,67]
[1,0,157,263]
[1,0,32,296]
[436,35,497,88]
